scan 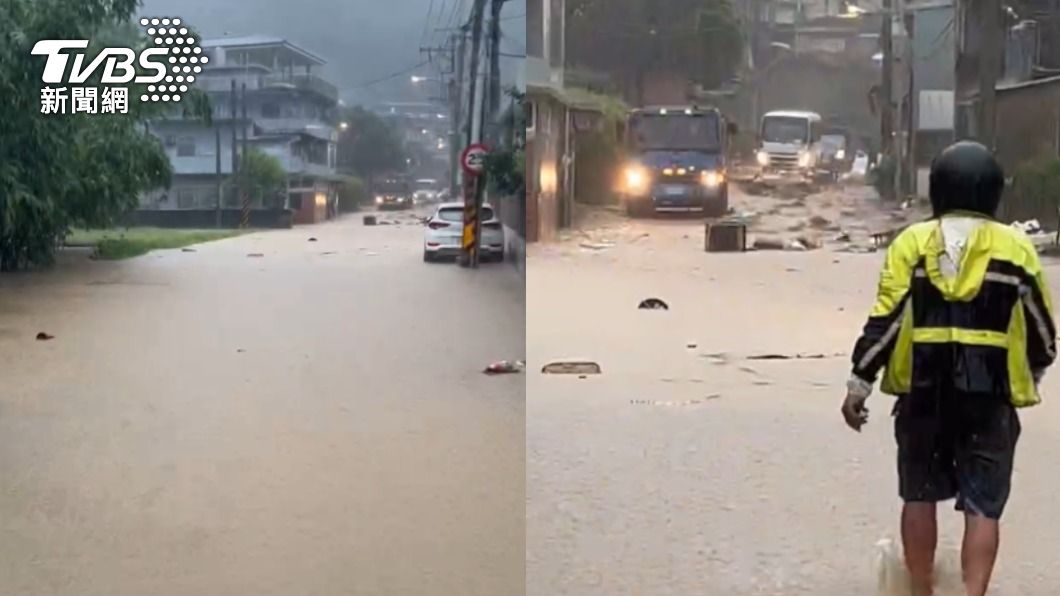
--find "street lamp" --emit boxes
[339,121,349,131]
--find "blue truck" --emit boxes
[619,105,735,218]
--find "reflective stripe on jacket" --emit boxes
[851,215,1057,407]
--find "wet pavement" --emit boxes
[527,185,1060,595]
[0,210,524,595]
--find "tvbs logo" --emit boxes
[32,17,206,114]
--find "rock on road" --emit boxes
[0,211,524,596]
[527,187,1060,595]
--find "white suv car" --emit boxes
[423,202,504,263]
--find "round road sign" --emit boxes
[460,143,489,176]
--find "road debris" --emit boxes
[363,215,377,226]
[35,332,54,341]
[542,361,602,375]
[638,297,669,310]
[483,360,526,375]
[701,352,729,364]
[320,251,337,256]
[580,241,615,251]
[181,248,197,253]
[747,352,845,360]
[752,237,786,251]
[246,253,264,258]
[630,397,714,407]
[686,342,698,349]
[835,244,877,254]
[308,237,318,242]
[808,215,832,229]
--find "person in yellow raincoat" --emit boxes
[841,141,1057,596]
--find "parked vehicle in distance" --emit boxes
[819,130,852,182]
[374,177,414,210]
[423,202,504,263]
[755,110,823,180]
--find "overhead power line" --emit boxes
[421,0,436,46]
[349,60,430,89]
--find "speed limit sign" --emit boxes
[460,143,489,177]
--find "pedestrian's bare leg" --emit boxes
[961,513,999,596]
[902,502,938,596]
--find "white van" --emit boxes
[755,110,823,179]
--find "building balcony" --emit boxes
[262,73,338,102]
[527,56,563,91]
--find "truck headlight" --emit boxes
[798,151,811,168]
[701,170,724,188]
[836,149,846,160]
[624,166,649,192]
[375,196,384,204]
[756,150,770,166]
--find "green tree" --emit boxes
[335,106,407,190]
[485,90,527,198]
[0,0,211,270]
[566,0,744,101]
[241,148,286,205]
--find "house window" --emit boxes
[177,188,195,208]
[176,136,196,156]
[261,102,280,118]
[526,101,537,138]
[198,187,219,208]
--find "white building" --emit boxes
[143,36,340,225]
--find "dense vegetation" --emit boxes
[0,0,211,270]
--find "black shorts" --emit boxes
[892,391,1021,520]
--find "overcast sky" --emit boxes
[137,0,526,105]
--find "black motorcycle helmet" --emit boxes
[928,141,1005,218]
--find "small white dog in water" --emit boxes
[876,537,964,595]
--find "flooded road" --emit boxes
[527,186,1060,595]
[0,211,524,595]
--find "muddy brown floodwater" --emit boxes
[0,211,524,596]
[528,185,1060,595]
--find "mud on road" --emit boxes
[0,211,525,596]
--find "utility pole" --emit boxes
[880,0,896,199]
[450,29,468,198]
[977,0,1002,146]
[466,0,487,147]
[486,0,506,144]
[240,82,250,229]
[881,0,895,157]
[461,0,488,269]
[215,125,222,228]
[230,79,238,211]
